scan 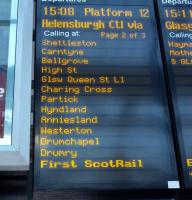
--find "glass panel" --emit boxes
[0,0,18,145]
[0,0,12,20]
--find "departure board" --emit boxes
[157,0,192,188]
[34,0,179,190]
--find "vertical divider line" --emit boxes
[31,0,37,198]
[153,0,185,189]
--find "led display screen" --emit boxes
[34,0,179,189]
[157,0,192,188]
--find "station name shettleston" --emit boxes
[162,0,192,5]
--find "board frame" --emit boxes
[0,0,33,170]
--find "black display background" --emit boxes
[34,0,179,190]
[157,0,192,188]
